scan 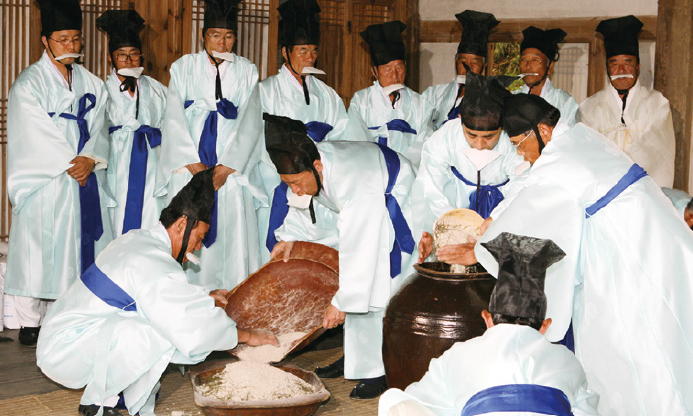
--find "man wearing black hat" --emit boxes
[380,232,600,416]
[422,10,499,130]
[97,10,168,237]
[36,168,278,416]
[349,21,434,167]
[157,0,267,293]
[515,26,578,128]
[265,113,417,399]
[5,0,114,346]
[412,72,523,262]
[456,93,693,416]
[260,0,366,256]
[579,15,675,188]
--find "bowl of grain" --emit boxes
[190,358,330,416]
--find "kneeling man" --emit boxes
[379,232,600,416]
[36,168,278,416]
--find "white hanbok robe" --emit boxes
[378,324,600,416]
[156,51,266,292]
[412,119,523,239]
[422,79,462,130]
[349,82,434,167]
[516,79,579,127]
[105,72,167,236]
[5,52,114,299]
[474,123,693,416]
[579,80,675,187]
[276,141,417,379]
[36,224,239,416]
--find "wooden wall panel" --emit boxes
[655,0,693,191]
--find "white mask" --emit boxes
[117,67,144,78]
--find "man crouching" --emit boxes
[36,168,278,416]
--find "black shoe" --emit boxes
[315,356,344,378]
[18,326,39,346]
[349,377,388,400]
[78,404,122,416]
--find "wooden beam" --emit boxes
[655,0,693,191]
[420,16,657,44]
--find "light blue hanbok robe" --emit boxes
[5,52,115,299]
[105,72,167,237]
[474,123,693,416]
[422,79,462,130]
[378,324,600,416]
[275,141,417,379]
[349,82,434,167]
[517,79,578,127]
[36,224,239,416]
[412,119,523,239]
[156,51,266,292]
[662,187,692,220]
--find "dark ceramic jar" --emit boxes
[383,262,496,390]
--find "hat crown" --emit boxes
[96,10,145,53]
[278,0,321,46]
[455,10,499,57]
[596,15,643,59]
[520,26,567,61]
[360,20,407,66]
[38,0,82,36]
[203,0,242,31]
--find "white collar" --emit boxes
[317,148,330,201]
[42,50,70,90]
[281,64,310,93]
[205,51,229,80]
[111,69,138,101]
[376,81,403,110]
[151,222,172,251]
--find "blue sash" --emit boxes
[51,93,104,273]
[185,98,239,247]
[460,384,574,416]
[265,120,335,251]
[109,125,162,234]
[369,119,418,147]
[447,104,461,122]
[585,163,647,218]
[81,264,137,312]
[305,121,334,142]
[450,166,508,219]
[375,143,415,277]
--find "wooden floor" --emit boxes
[0,327,380,416]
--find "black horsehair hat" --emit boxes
[459,69,516,131]
[37,0,82,37]
[278,0,321,47]
[482,232,565,321]
[455,10,499,57]
[204,0,241,32]
[96,10,145,54]
[520,26,567,62]
[360,20,407,66]
[596,15,643,60]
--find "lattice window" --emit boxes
[348,1,392,96]
[190,0,271,79]
[0,0,32,239]
[81,0,125,79]
[316,0,344,92]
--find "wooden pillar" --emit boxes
[655,0,693,192]
[586,37,605,97]
[405,0,420,92]
[134,0,186,85]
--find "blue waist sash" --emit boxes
[375,143,415,278]
[585,163,647,218]
[109,124,162,234]
[185,98,238,247]
[460,384,574,416]
[50,93,103,273]
[447,104,461,122]
[81,264,137,312]
[305,121,334,142]
[450,166,508,219]
[369,119,418,147]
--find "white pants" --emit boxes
[13,295,50,327]
[344,308,385,380]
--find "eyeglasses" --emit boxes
[519,57,545,67]
[206,32,235,42]
[512,130,534,148]
[114,53,142,63]
[49,36,83,46]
